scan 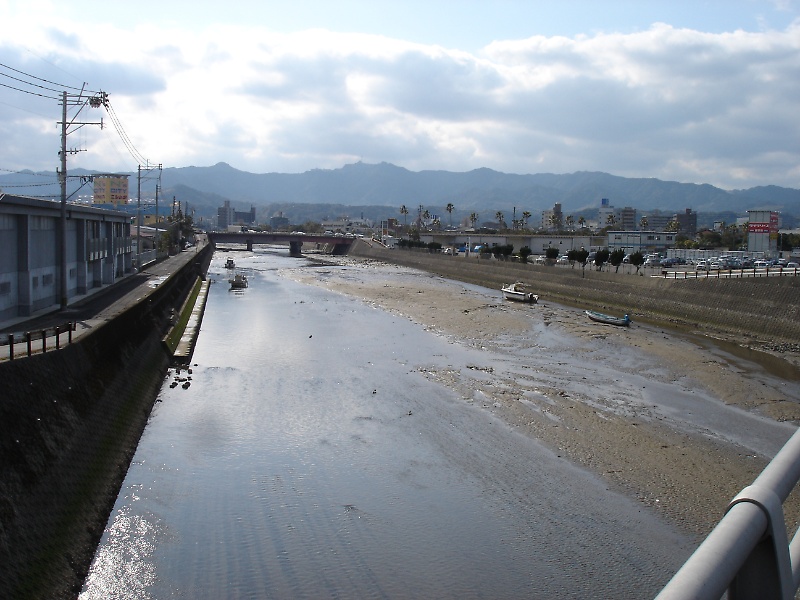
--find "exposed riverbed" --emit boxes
[80,247,799,598]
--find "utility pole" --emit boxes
[136,162,161,269]
[57,87,107,308]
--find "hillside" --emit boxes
[2,162,798,226]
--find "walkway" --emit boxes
[0,239,208,361]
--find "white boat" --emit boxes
[585,310,630,326]
[501,282,538,303]
[229,273,248,289]
[225,258,235,269]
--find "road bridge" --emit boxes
[207,232,354,256]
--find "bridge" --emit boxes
[207,232,355,257]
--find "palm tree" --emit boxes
[522,211,531,230]
[495,211,504,229]
[578,216,586,230]
[400,205,409,228]
[565,215,574,231]
[469,212,479,228]
[446,203,455,227]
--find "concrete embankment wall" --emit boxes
[349,242,800,344]
[0,245,212,599]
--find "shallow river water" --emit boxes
[81,248,707,599]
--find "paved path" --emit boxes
[0,242,207,361]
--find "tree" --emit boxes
[594,249,610,271]
[469,212,479,228]
[570,248,590,277]
[545,246,559,260]
[639,216,649,230]
[565,215,574,231]
[400,205,409,228]
[522,211,531,230]
[629,251,645,274]
[578,216,586,230]
[665,219,679,233]
[446,203,455,227]
[422,209,431,229]
[495,211,504,229]
[609,249,626,272]
[519,246,532,263]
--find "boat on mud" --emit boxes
[501,282,538,303]
[585,310,630,326]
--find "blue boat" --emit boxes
[585,310,630,326]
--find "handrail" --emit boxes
[656,427,800,599]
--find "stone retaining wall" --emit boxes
[0,245,212,599]
[349,242,800,344]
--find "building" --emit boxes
[606,230,678,255]
[541,203,564,230]
[92,173,130,207]
[642,210,673,232]
[747,210,780,257]
[674,208,697,236]
[597,198,617,229]
[0,194,133,323]
[619,206,637,231]
[217,200,256,230]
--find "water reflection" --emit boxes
[81,247,692,598]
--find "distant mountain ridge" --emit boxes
[2,162,798,226]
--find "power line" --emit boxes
[0,61,98,94]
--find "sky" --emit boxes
[0,0,799,190]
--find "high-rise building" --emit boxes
[675,208,698,236]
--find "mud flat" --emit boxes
[286,253,800,543]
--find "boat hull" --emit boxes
[501,284,538,303]
[585,310,630,326]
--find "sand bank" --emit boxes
[286,256,800,539]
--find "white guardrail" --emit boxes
[656,427,800,599]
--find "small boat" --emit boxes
[501,282,538,303]
[229,273,248,289]
[585,310,630,326]
[225,258,235,269]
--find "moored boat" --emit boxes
[229,273,248,289]
[585,310,630,326]
[225,258,235,269]
[501,282,538,303]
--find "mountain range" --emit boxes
[2,162,798,228]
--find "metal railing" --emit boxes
[2,321,77,360]
[656,427,800,599]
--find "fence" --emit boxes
[656,427,800,599]
[2,322,77,360]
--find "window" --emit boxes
[42,274,54,286]
[0,281,10,295]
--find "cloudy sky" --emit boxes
[1,0,799,190]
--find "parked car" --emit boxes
[787,262,800,269]
[556,256,569,265]
[754,260,770,268]
[695,260,709,271]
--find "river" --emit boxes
[80,247,698,599]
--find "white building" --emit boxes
[0,194,133,323]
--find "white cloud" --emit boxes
[0,7,799,189]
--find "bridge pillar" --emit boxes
[289,241,303,257]
[246,240,253,252]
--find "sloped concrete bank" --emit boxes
[0,246,212,599]
[349,243,800,348]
